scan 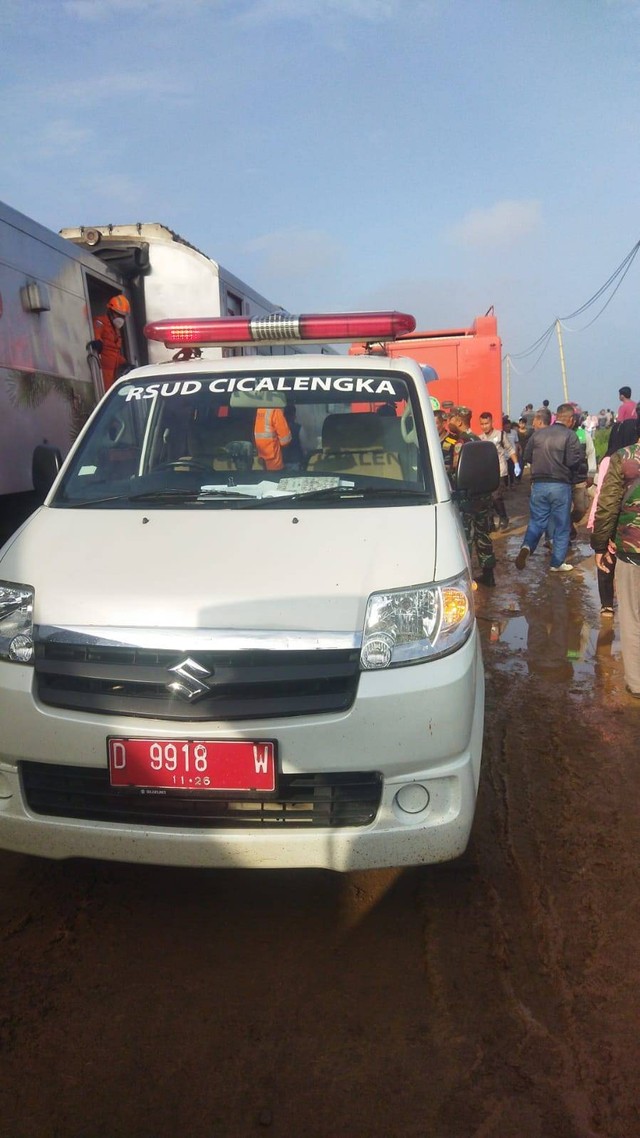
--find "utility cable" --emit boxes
[508,319,557,361]
[559,241,640,322]
[559,242,640,332]
[507,239,639,363]
[510,325,556,375]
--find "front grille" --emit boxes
[34,644,360,721]
[21,763,382,829]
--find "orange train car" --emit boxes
[350,313,503,428]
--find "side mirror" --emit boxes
[455,440,500,496]
[32,444,62,501]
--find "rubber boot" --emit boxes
[476,567,496,587]
[494,499,509,530]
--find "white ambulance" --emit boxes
[0,311,498,871]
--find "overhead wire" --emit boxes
[559,240,640,323]
[508,319,557,361]
[559,242,640,332]
[506,324,557,375]
[504,238,640,368]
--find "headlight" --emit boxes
[0,582,35,663]
[361,571,474,669]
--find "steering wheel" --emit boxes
[155,459,212,474]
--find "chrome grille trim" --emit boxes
[33,640,361,721]
[35,625,362,652]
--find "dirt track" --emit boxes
[1,482,639,1138]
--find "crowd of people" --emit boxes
[436,386,640,699]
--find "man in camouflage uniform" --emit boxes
[448,406,497,587]
[591,438,640,697]
[434,410,462,488]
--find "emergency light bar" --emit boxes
[144,311,416,348]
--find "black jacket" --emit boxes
[522,424,585,484]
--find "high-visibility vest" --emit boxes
[254,408,291,470]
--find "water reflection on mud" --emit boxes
[477,557,620,687]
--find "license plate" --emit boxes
[108,738,276,793]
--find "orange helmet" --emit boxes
[107,294,130,315]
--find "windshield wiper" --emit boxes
[65,493,135,508]
[127,488,255,503]
[240,486,429,507]
[64,488,256,507]
[63,485,428,509]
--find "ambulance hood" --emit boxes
[0,504,464,636]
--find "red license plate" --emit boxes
[108,738,276,793]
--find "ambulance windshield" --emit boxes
[54,368,434,508]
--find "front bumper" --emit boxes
[0,630,484,871]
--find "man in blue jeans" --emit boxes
[516,404,586,573]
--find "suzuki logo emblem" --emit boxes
[167,658,213,702]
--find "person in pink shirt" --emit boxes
[588,416,640,612]
[617,386,637,422]
[587,452,615,613]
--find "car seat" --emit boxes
[307,413,403,479]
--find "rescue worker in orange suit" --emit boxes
[91,294,131,391]
[254,405,291,471]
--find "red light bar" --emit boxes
[144,311,416,348]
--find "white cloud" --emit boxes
[63,0,416,20]
[83,174,146,209]
[605,0,640,13]
[35,118,93,157]
[39,70,188,106]
[357,275,488,331]
[235,0,423,25]
[448,200,542,250]
[245,228,344,278]
[63,0,206,19]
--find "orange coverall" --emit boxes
[254,407,292,471]
[92,313,127,391]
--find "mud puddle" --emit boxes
[1,480,639,1138]
[477,508,625,698]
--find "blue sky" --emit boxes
[1,0,639,415]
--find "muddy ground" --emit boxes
[1,481,638,1138]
